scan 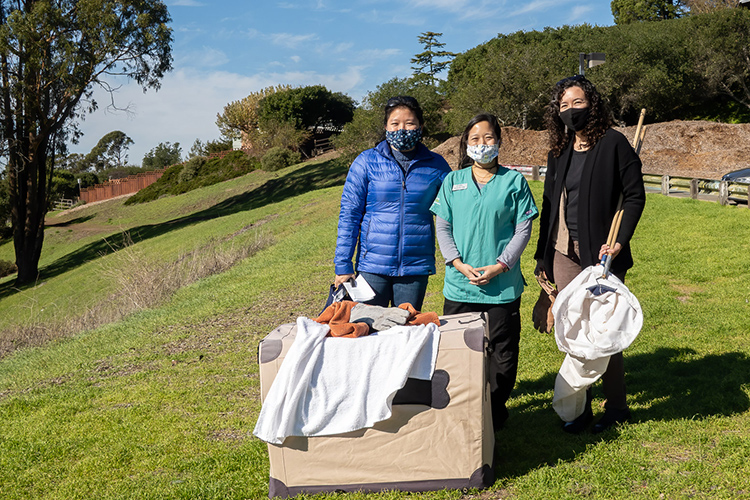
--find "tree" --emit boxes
[188,138,206,158]
[611,0,686,24]
[215,85,291,141]
[205,138,232,155]
[142,142,181,169]
[446,28,571,131]
[258,85,355,132]
[334,74,447,158]
[83,130,133,171]
[690,8,750,111]
[188,137,232,158]
[684,0,743,13]
[247,119,310,153]
[56,152,88,173]
[410,32,456,84]
[0,169,10,232]
[0,0,172,285]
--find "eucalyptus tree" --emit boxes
[84,130,134,171]
[0,0,172,285]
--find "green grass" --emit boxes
[1,159,749,499]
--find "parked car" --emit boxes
[721,167,750,184]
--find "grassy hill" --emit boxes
[1,156,749,499]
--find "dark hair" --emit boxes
[383,95,424,127]
[457,113,503,169]
[544,76,613,157]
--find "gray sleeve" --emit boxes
[435,216,461,264]
[498,218,533,269]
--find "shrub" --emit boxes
[0,259,17,278]
[178,155,206,183]
[261,147,302,172]
[124,151,260,205]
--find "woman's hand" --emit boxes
[452,259,481,281]
[471,263,505,286]
[534,259,546,278]
[334,274,355,287]
[453,259,504,286]
[598,242,622,261]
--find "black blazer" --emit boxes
[535,128,646,283]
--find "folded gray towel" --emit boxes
[350,303,411,331]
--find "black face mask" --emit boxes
[559,107,590,132]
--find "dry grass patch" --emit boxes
[672,283,704,303]
[0,230,273,360]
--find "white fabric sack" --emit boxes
[253,317,441,444]
[551,265,643,422]
[552,265,643,360]
[553,355,610,422]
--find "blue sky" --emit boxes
[75,0,616,164]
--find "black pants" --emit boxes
[444,296,522,430]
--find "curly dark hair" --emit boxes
[457,113,503,169]
[544,75,613,158]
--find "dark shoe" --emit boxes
[592,407,631,434]
[562,406,593,434]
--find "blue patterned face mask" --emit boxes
[466,143,499,164]
[385,127,423,151]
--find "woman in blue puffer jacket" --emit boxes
[334,96,451,310]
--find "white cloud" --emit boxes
[290,55,301,63]
[408,0,469,11]
[269,33,318,49]
[177,46,230,68]
[167,0,204,6]
[511,0,563,17]
[570,5,596,23]
[73,66,366,163]
[359,48,401,60]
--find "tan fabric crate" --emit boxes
[257,311,495,498]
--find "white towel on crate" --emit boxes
[551,265,643,422]
[253,316,441,445]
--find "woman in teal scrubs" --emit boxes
[431,113,538,430]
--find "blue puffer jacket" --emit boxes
[335,140,451,276]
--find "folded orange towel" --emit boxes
[314,300,370,338]
[398,303,440,327]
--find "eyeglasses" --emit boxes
[556,74,586,86]
[385,96,419,108]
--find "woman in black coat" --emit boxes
[534,75,646,434]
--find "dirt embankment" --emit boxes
[433,120,750,180]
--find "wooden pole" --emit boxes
[633,108,647,154]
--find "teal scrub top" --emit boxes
[430,166,538,304]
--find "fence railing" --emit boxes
[313,137,334,156]
[53,198,75,210]
[79,169,166,204]
[642,174,750,206]
[507,165,749,208]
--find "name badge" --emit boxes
[452,183,468,191]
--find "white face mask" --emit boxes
[466,143,499,165]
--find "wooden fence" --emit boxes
[507,165,750,208]
[53,198,75,210]
[79,169,166,204]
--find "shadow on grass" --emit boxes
[45,214,97,227]
[497,347,750,479]
[0,159,348,300]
